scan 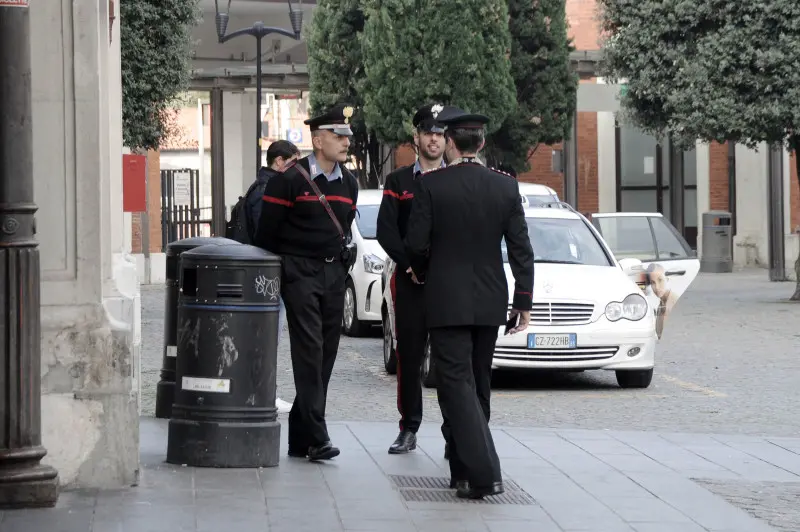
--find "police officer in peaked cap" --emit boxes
[255,103,359,462]
[376,103,447,455]
[404,106,534,498]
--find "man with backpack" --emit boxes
[227,140,300,413]
[228,140,301,245]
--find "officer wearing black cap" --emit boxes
[376,103,446,455]
[256,103,359,462]
[404,106,534,499]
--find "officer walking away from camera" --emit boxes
[256,104,359,461]
[405,106,534,499]
[377,103,446,455]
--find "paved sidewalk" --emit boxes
[2,418,799,532]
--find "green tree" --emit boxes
[120,0,200,151]
[307,0,385,188]
[485,0,578,172]
[599,0,800,299]
[360,0,516,145]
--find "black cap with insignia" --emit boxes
[412,103,446,133]
[304,104,355,136]
[437,106,490,130]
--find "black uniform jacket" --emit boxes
[404,162,534,328]
[376,164,416,273]
[255,156,359,259]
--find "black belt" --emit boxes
[282,252,340,263]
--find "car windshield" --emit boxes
[526,194,557,206]
[502,217,612,266]
[355,204,379,239]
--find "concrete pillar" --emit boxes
[32,0,140,488]
[223,91,257,212]
[596,111,616,212]
[695,142,711,258]
[733,143,770,268]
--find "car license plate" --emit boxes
[527,333,577,350]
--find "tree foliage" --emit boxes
[306,0,384,188]
[360,0,517,145]
[599,0,800,298]
[598,0,800,150]
[484,0,578,172]
[120,0,200,151]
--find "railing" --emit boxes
[160,169,213,250]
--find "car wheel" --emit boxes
[343,278,368,337]
[382,308,397,374]
[421,336,437,388]
[615,369,653,389]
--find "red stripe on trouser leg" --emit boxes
[390,270,403,429]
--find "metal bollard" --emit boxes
[155,236,239,419]
[166,243,283,467]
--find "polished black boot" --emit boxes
[388,430,417,454]
[456,481,505,500]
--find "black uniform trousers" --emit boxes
[429,326,501,487]
[392,270,427,433]
[281,254,346,450]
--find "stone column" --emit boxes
[33,0,139,489]
[0,2,59,509]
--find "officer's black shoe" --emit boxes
[388,430,417,454]
[444,443,450,460]
[287,448,307,458]
[456,481,505,500]
[449,479,469,490]
[308,441,340,462]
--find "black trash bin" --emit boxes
[155,236,239,419]
[166,243,283,468]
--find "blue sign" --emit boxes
[287,129,303,143]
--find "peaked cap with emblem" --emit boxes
[412,103,446,133]
[436,105,490,130]
[304,103,355,136]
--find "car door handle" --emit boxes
[666,269,686,276]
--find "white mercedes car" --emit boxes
[380,204,699,389]
[518,182,559,208]
[342,189,387,337]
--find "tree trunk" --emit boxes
[790,135,800,301]
[365,133,381,189]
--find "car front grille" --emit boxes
[509,302,595,325]
[494,345,618,363]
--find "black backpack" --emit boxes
[225,179,266,244]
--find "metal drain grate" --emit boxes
[388,475,534,505]
[389,475,522,492]
[400,488,536,505]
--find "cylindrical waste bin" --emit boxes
[155,236,240,419]
[166,243,283,468]
[700,211,733,273]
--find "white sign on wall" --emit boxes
[173,172,192,206]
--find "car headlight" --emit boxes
[363,253,385,274]
[605,294,648,322]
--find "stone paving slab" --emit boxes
[2,418,800,531]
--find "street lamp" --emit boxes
[214,0,304,172]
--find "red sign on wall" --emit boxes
[122,154,147,213]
